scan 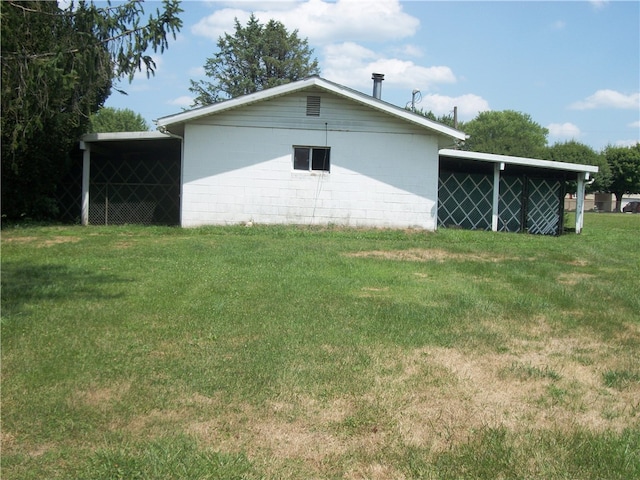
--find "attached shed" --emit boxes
[78,76,598,234]
[438,149,598,234]
[80,132,181,225]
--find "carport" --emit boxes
[438,149,599,235]
[79,132,181,225]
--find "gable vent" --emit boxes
[306,96,321,116]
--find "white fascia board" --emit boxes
[81,131,173,143]
[311,79,467,141]
[439,148,599,174]
[155,78,319,127]
[155,76,466,141]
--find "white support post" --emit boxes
[575,172,588,234]
[491,162,504,232]
[81,144,91,226]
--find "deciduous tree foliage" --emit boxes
[462,110,549,158]
[410,107,465,131]
[604,143,640,212]
[89,107,149,133]
[547,140,610,193]
[189,14,319,106]
[1,0,182,219]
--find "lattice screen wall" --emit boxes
[439,171,563,235]
[526,177,563,235]
[438,172,493,230]
[497,176,523,232]
[89,153,180,225]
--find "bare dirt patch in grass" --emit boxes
[1,236,39,244]
[41,236,81,247]
[346,248,513,263]
[188,396,351,463]
[410,341,637,433]
[2,234,81,247]
[105,337,638,477]
[1,430,55,459]
[344,463,405,480]
[118,409,187,439]
[71,382,131,410]
[565,258,590,267]
[557,272,596,285]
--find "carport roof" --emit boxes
[439,149,599,176]
[80,131,174,147]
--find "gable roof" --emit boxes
[155,76,466,142]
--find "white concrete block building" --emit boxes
[79,76,598,234]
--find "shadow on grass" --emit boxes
[1,261,130,317]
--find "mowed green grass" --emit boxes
[2,213,639,479]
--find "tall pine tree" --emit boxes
[189,14,320,106]
[1,0,182,219]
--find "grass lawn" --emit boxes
[2,213,639,479]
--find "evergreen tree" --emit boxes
[1,0,182,219]
[189,14,319,106]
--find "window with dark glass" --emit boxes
[293,147,330,172]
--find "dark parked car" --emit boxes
[622,201,640,213]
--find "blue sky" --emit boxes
[104,0,640,152]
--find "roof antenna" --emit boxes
[409,89,421,112]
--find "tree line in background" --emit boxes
[416,108,639,212]
[2,7,638,220]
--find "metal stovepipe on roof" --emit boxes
[372,73,384,99]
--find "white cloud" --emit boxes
[205,1,299,11]
[589,0,609,10]
[417,94,490,121]
[547,122,582,140]
[168,96,194,107]
[570,90,640,110]
[191,8,250,41]
[629,120,640,128]
[551,20,566,30]
[615,139,639,147]
[322,42,456,91]
[192,0,419,45]
[390,44,424,58]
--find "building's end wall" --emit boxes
[181,124,439,229]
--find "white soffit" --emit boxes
[439,148,599,174]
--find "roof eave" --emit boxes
[439,148,599,173]
[155,76,466,142]
[81,131,174,142]
[155,78,319,127]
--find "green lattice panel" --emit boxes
[438,172,492,230]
